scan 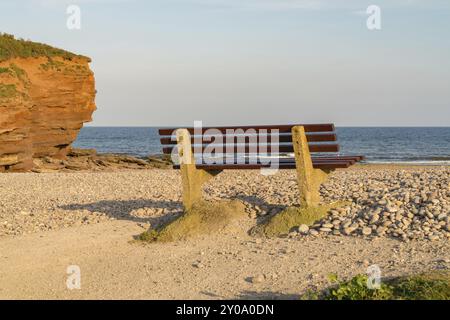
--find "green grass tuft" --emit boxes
[390,272,450,300]
[10,63,25,76]
[303,272,450,300]
[138,229,160,242]
[0,67,11,74]
[0,33,90,62]
[0,84,17,98]
[40,59,66,72]
[9,63,27,82]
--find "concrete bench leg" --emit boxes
[176,129,221,210]
[291,126,331,208]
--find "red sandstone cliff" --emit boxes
[0,53,96,172]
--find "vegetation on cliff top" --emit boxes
[0,33,90,62]
[0,84,17,98]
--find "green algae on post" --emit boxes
[256,201,350,238]
[139,200,247,243]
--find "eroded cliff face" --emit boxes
[0,56,96,172]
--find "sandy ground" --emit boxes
[0,215,450,299]
[0,165,449,299]
[1,216,448,300]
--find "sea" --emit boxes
[73,127,450,165]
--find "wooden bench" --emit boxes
[159,124,364,210]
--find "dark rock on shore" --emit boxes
[31,148,172,172]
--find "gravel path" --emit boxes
[0,214,448,299]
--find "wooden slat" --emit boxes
[262,157,362,165]
[214,155,364,163]
[313,155,365,161]
[159,124,335,136]
[310,158,355,164]
[170,155,363,167]
[313,161,351,169]
[163,144,339,154]
[160,133,337,145]
[173,160,352,170]
[162,143,339,154]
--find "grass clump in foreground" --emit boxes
[139,200,247,243]
[302,272,450,300]
[0,33,90,62]
[256,202,348,237]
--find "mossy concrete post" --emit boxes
[291,126,329,208]
[176,129,220,211]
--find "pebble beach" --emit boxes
[1,165,449,241]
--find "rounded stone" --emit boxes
[362,227,372,236]
[297,224,309,234]
[250,274,265,284]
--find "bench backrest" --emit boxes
[159,124,339,161]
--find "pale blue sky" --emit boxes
[1,0,449,126]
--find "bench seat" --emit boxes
[173,155,365,170]
[158,124,364,209]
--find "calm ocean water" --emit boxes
[73,127,450,164]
